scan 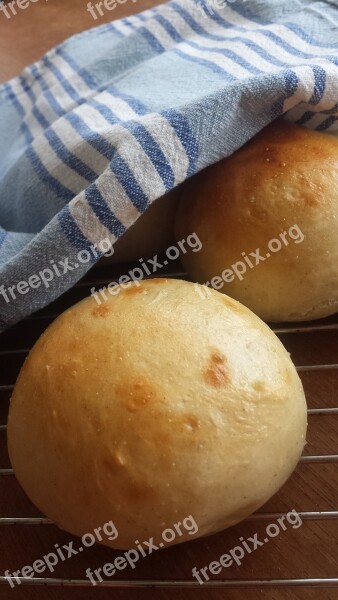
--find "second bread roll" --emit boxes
[175,120,338,322]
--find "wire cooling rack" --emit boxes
[1,260,338,595]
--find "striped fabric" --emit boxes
[0,0,337,331]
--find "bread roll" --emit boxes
[8,278,307,549]
[175,120,338,322]
[102,189,180,264]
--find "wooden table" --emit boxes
[0,1,338,599]
[0,0,164,83]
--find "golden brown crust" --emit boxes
[8,279,307,549]
[175,120,338,321]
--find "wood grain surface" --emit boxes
[0,1,338,599]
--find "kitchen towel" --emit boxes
[0,0,337,331]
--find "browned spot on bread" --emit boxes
[204,350,229,386]
[123,284,145,295]
[222,296,242,312]
[184,416,200,432]
[123,377,159,412]
[126,481,157,504]
[300,188,321,207]
[123,279,168,296]
[91,304,111,317]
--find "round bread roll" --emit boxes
[8,279,307,549]
[101,189,180,264]
[175,120,338,322]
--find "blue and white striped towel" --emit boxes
[0,0,337,331]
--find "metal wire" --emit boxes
[1,576,338,588]
[1,511,338,526]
